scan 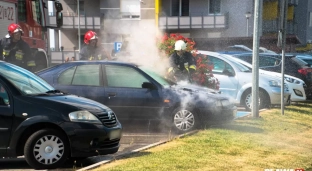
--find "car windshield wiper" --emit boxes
[30,90,68,96]
[46,90,67,94]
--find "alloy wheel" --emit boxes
[174,110,195,132]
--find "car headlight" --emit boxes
[69,110,101,124]
[269,80,281,87]
[285,77,294,83]
[221,99,231,107]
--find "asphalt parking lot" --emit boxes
[0,109,250,171]
[0,121,179,171]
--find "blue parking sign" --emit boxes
[114,42,122,53]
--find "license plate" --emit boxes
[109,129,121,140]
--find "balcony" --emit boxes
[159,12,229,30]
[263,19,297,34]
[48,12,101,29]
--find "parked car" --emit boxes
[232,53,312,99]
[36,61,237,133]
[217,45,252,54]
[291,54,312,67]
[0,61,122,169]
[217,45,276,55]
[197,51,291,110]
[223,54,306,102]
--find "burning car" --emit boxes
[36,61,237,133]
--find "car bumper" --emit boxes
[269,87,291,105]
[289,84,306,102]
[60,122,122,158]
[198,105,237,123]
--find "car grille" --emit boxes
[97,111,117,127]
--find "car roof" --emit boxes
[36,61,140,74]
[232,52,295,58]
[66,60,138,66]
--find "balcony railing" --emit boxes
[159,12,229,30]
[48,12,101,29]
[263,19,296,34]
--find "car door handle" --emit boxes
[108,92,117,97]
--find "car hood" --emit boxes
[166,82,226,100]
[259,69,304,83]
[27,94,111,114]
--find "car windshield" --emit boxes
[0,62,54,95]
[139,66,175,86]
[227,58,251,72]
[298,58,312,67]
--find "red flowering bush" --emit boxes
[157,33,220,90]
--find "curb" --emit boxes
[76,109,268,171]
[235,108,268,119]
[76,130,199,171]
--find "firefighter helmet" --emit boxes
[174,40,187,51]
[8,23,23,36]
[84,31,98,44]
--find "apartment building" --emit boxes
[294,0,312,52]
[49,0,311,57]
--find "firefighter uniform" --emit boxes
[168,51,197,81]
[0,37,35,70]
[79,45,104,60]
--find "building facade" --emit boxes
[49,0,311,61]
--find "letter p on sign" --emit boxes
[114,42,122,53]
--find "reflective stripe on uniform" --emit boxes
[27,60,36,66]
[168,67,173,73]
[89,56,94,60]
[189,65,196,70]
[15,51,24,60]
[98,54,102,60]
[3,50,10,56]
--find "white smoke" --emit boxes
[98,14,233,133]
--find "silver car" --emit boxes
[197,50,291,111]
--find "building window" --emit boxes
[78,0,85,16]
[18,0,27,22]
[120,0,141,19]
[310,12,312,27]
[209,0,221,14]
[31,0,42,25]
[171,0,189,16]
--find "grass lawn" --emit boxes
[93,103,312,171]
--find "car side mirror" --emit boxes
[223,69,235,77]
[55,1,63,11]
[142,82,157,89]
[0,97,7,106]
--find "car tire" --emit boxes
[171,107,198,133]
[242,89,269,111]
[24,129,69,169]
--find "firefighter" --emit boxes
[80,30,110,61]
[167,40,197,82]
[0,23,35,71]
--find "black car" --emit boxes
[232,53,312,98]
[0,61,122,169]
[36,61,236,133]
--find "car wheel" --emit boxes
[242,89,269,111]
[24,129,69,169]
[172,108,198,133]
